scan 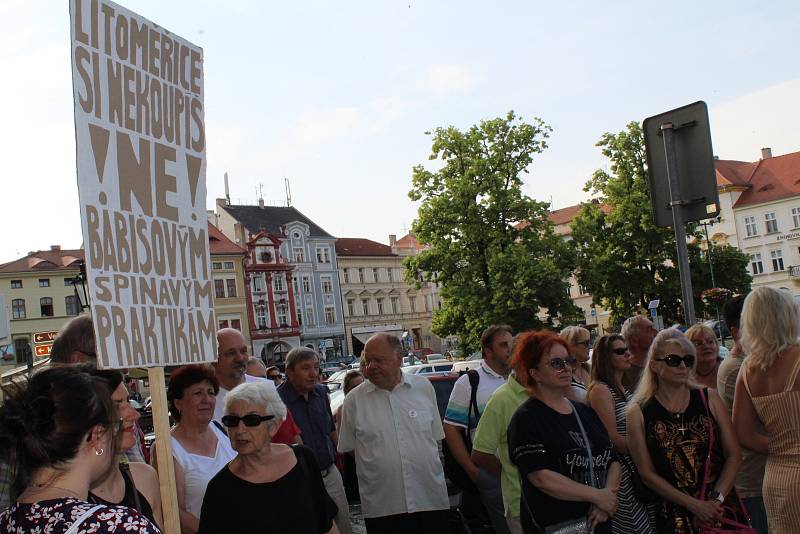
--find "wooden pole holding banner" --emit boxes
[148,367,181,534]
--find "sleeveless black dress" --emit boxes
[641,388,723,534]
[88,463,155,524]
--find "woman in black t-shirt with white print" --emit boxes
[508,331,620,534]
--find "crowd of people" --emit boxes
[0,285,798,533]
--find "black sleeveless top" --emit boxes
[641,388,723,533]
[88,463,155,524]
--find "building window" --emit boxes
[347,299,355,316]
[14,338,30,365]
[425,295,432,312]
[10,280,22,289]
[343,269,350,284]
[274,275,285,292]
[372,268,379,283]
[256,306,267,329]
[744,216,757,237]
[391,297,399,314]
[302,276,311,293]
[316,247,331,264]
[771,250,785,271]
[321,276,333,294]
[305,307,315,326]
[223,261,234,270]
[64,278,74,286]
[40,297,54,317]
[750,253,764,275]
[38,278,50,288]
[231,318,241,331]
[358,268,364,283]
[292,276,299,293]
[277,305,288,326]
[765,212,778,234]
[376,298,384,315]
[65,295,79,316]
[296,309,303,326]
[293,247,305,262]
[226,279,237,298]
[218,319,229,329]
[409,296,416,312]
[324,306,336,325]
[253,276,264,293]
[11,299,25,319]
[388,269,395,282]
[793,208,800,228]
[361,299,370,316]
[212,262,222,270]
[215,280,226,299]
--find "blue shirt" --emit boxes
[278,381,336,469]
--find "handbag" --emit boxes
[696,389,756,534]
[531,402,594,534]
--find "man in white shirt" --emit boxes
[213,328,273,422]
[338,332,449,533]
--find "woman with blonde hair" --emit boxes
[627,329,742,533]
[733,286,800,532]
[684,324,722,389]
[560,326,592,402]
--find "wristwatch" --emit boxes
[708,490,725,503]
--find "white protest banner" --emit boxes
[69,0,215,369]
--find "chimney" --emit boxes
[50,245,61,251]
[761,147,772,159]
[258,197,265,208]
[215,198,227,209]
[224,172,231,203]
[389,234,397,246]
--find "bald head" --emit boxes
[216,328,249,389]
[363,333,404,391]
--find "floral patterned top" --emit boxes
[0,497,161,533]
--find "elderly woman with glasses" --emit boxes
[198,380,339,534]
[627,329,742,534]
[684,324,723,389]
[508,330,620,533]
[560,326,592,403]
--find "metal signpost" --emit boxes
[643,101,720,327]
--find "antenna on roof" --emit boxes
[224,172,231,204]
[285,178,292,207]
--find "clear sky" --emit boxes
[2,0,798,263]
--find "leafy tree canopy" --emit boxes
[405,111,579,350]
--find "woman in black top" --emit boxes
[199,380,338,534]
[508,331,620,534]
[626,328,741,533]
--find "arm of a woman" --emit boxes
[626,404,713,517]
[128,462,164,529]
[587,386,628,454]
[732,373,769,454]
[174,460,200,534]
[529,469,617,514]
[708,389,742,498]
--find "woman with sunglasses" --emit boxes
[0,366,161,533]
[684,324,722,389]
[508,331,620,534]
[587,335,654,534]
[627,329,742,534]
[198,380,339,534]
[560,326,592,403]
[160,364,237,534]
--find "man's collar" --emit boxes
[480,360,504,379]
[364,371,410,393]
[279,380,320,401]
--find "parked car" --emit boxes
[452,359,483,373]
[426,353,447,363]
[703,319,731,341]
[402,362,454,376]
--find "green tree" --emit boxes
[689,243,753,317]
[571,122,751,325]
[405,111,579,350]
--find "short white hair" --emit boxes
[224,380,287,426]
[621,315,649,342]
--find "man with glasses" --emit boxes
[279,347,352,534]
[266,365,283,385]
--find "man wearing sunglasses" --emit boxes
[279,347,352,534]
[621,315,658,391]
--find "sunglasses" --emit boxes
[611,347,629,356]
[654,354,695,367]
[267,374,281,380]
[221,414,274,428]
[546,357,578,371]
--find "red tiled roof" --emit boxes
[394,233,420,249]
[515,202,611,231]
[208,222,245,255]
[0,248,85,273]
[335,238,396,256]
[715,151,800,208]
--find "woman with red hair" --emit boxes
[507,330,621,533]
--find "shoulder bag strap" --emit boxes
[570,401,596,488]
[464,369,480,447]
[697,388,715,500]
[65,504,104,534]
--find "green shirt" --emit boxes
[472,373,528,518]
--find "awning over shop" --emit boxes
[351,324,405,345]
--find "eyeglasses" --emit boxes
[546,357,578,371]
[611,347,629,356]
[221,414,275,428]
[654,354,696,367]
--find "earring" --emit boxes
[95,448,104,456]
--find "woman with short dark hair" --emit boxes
[0,366,160,532]
[508,330,620,533]
[157,364,235,534]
